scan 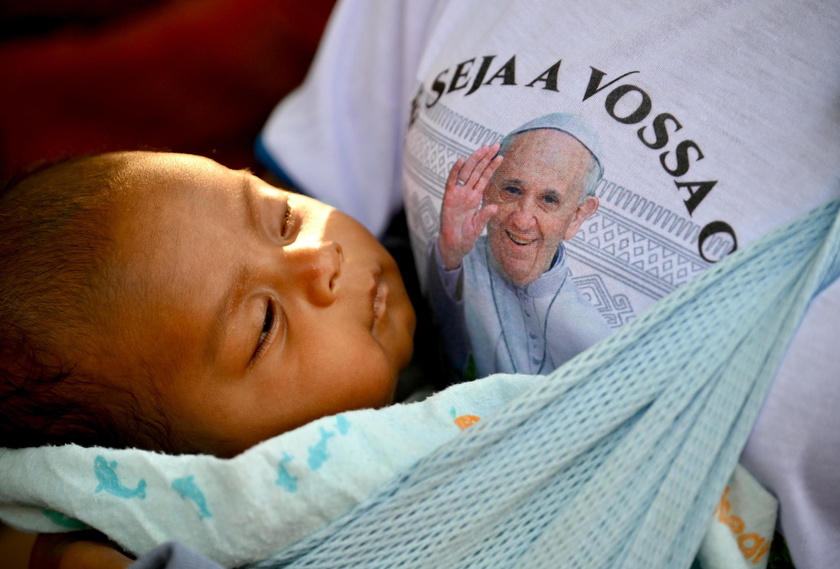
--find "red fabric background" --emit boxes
[0,0,335,182]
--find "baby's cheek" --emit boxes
[358,345,400,407]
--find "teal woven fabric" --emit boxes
[252,199,840,569]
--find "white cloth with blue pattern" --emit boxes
[0,199,837,568]
[0,375,530,567]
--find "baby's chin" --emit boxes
[392,292,417,370]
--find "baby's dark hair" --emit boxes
[0,154,175,452]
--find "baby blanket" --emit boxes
[1,198,837,568]
[0,375,533,566]
[0,378,776,569]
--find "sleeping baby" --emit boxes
[0,150,417,458]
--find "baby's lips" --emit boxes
[371,273,390,328]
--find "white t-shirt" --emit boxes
[259,1,840,566]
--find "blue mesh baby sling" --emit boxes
[249,199,840,569]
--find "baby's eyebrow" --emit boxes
[205,176,258,363]
[206,263,254,362]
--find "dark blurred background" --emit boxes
[0,0,336,184]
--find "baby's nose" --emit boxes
[294,241,342,306]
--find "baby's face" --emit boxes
[97,153,415,456]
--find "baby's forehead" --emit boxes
[122,152,229,187]
[108,154,237,222]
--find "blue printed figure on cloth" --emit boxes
[42,509,89,530]
[94,456,147,499]
[306,417,351,472]
[308,428,336,471]
[335,414,350,435]
[276,453,299,492]
[172,475,212,520]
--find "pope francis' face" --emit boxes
[485,129,600,286]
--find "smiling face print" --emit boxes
[484,129,599,286]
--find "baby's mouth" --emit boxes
[371,271,389,330]
[506,230,538,246]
